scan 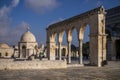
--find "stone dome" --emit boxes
[0,43,10,48]
[20,28,36,42]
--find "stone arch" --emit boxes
[76,23,91,63]
[61,30,67,44]
[50,32,57,42]
[46,6,107,67]
[54,30,68,60]
[67,26,78,42]
[62,48,66,56]
[78,23,88,40]
[58,31,65,43]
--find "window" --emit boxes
[0,53,1,57]
[5,52,8,56]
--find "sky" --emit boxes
[0,0,120,46]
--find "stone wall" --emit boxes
[0,48,14,58]
[0,59,67,70]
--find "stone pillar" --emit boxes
[88,9,107,67]
[67,41,71,64]
[58,42,62,60]
[78,39,83,65]
[102,35,107,61]
[47,41,56,60]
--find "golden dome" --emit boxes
[20,27,36,42]
[0,43,10,48]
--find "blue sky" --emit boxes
[0,0,120,46]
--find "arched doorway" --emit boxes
[22,46,26,58]
[62,48,66,59]
[55,48,59,60]
[115,39,120,60]
[106,29,112,60]
[70,27,79,63]
[82,25,90,65]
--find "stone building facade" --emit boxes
[0,43,14,58]
[106,6,120,60]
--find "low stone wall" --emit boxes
[0,59,67,70]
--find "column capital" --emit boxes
[67,40,72,43]
[78,39,83,41]
[58,41,62,43]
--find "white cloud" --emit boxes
[0,0,26,45]
[0,6,10,18]
[0,6,11,37]
[11,0,20,7]
[6,22,28,44]
[25,0,58,13]
[0,21,29,45]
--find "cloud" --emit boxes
[0,21,28,45]
[6,22,28,45]
[11,0,20,7]
[0,0,26,45]
[25,0,58,13]
[0,6,11,37]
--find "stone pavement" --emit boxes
[0,61,120,80]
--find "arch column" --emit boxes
[78,39,83,65]
[46,30,56,60]
[58,42,62,60]
[66,30,72,64]
[47,41,56,60]
[58,32,64,60]
[67,41,71,63]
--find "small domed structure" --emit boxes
[19,27,38,59]
[20,27,36,42]
[0,43,14,58]
[0,43,10,48]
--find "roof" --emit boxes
[20,27,36,42]
[0,43,10,48]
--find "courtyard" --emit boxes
[0,61,119,80]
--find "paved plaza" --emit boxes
[0,61,120,80]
